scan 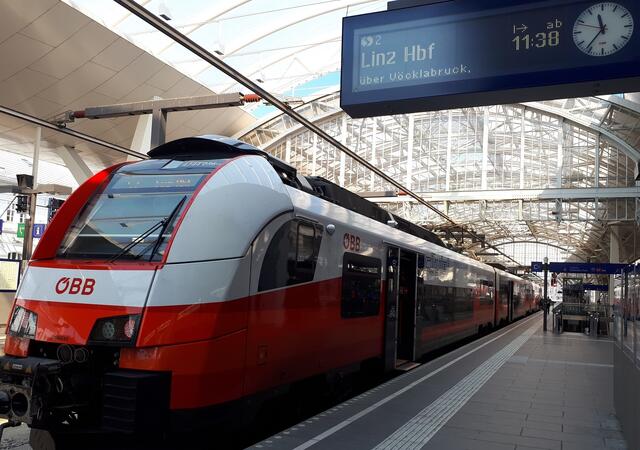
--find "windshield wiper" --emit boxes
[109,195,187,263]
[146,195,187,261]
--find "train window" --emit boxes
[258,219,323,291]
[293,222,322,283]
[58,170,208,261]
[479,279,495,305]
[455,286,474,320]
[341,253,381,318]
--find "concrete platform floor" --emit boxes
[0,314,627,450]
[254,313,626,450]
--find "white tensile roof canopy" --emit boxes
[65,0,387,104]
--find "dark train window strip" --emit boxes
[341,253,381,319]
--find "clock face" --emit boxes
[573,2,634,56]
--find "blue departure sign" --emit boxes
[341,0,640,117]
[583,283,608,291]
[531,261,627,274]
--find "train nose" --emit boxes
[0,391,9,415]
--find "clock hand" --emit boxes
[586,28,603,50]
[576,23,602,29]
[597,14,606,34]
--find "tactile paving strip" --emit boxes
[371,323,539,450]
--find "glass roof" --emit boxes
[62,1,640,267]
[64,0,387,116]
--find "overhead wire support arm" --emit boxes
[0,105,147,160]
[112,0,518,266]
[73,93,247,120]
[60,93,263,148]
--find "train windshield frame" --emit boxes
[57,158,226,261]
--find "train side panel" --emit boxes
[243,194,386,396]
[415,259,495,355]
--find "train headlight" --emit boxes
[89,314,140,345]
[8,306,38,339]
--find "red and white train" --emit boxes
[0,136,539,442]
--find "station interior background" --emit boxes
[0,1,636,449]
[0,0,637,320]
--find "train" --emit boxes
[0,135,540,444]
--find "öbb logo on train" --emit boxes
[343,232,361,252]
[55,277,95,296]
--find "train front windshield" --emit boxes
[57,159,225,261]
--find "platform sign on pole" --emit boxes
[583,283,609,291]
[531,261,543,272]
[531,261,627,274]
[341,0,640,117]
[32,224,45,238]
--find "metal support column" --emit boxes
[312,134,318,176]
[609,226,621,337]
[595,133,600,187]
[32,127,40,189]
[543,256,549,331]
[150,108,167,149]
[518,199,524,221]
[445,110,452,191]
[370,120,376,190]
[339,115,347,187]
[481,107,489,190]
[22,127,41,266]
[285,139,291,164]
[131,113,153,155]
[520,107,526,189]
[56,145,94,184]
[406,115,414,190]
[557,119,564,188]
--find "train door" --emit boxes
[383,246,418,371]
[383,247,399,371]
[508,280,514,322]
[493,272,499,327]
[397,250,417,364]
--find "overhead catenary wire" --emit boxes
[113,0,519,267]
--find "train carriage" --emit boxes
[0,136,539,443]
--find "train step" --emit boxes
[395,361,420,371]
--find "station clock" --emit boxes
[573,2,634,56]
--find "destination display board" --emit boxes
[531,261,627,274]
[583,283,608,291]
[341,0,640,117]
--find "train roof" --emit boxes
[146,136,532,278]
[494,267,529,282]
[148,135,266,158]
[148,135,299,183]
[149,135,444,249]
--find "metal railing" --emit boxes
[552,302,613,336]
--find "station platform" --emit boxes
[252,313,626,450]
